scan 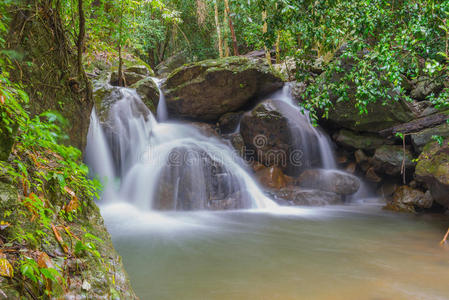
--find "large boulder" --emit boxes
[153,146,250,210]
[240,99,322,176]
[267,187,342,206]
[162,57,283,121]
[411,123,449,152]
[370,145,415,176]
[415,140,449,207]
[297,169,360,195]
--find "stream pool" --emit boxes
[101,203,449,300]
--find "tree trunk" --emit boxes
[223,4,230,57]
[224,0,238,56]
[262,10,272,66]
[214,0,223,58]
[77,0,85,76]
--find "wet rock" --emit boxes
[345,162,357,174]
[153,146,249,210]
[411,123,449,152]
[226,132,245,157]
[240,99,321,176]
[268,187,342,206]
[163,57,283,121]
[297,169,360,195]
[126,65,152,76]
[370,145,415,176]
[415,139,449,208]
[386,186,433,212]
[255,166,289,189]
[334,129,388,150]
[93,82,150,124]
[410,76,444,101]
[130,77,160,113]
[218,112,243,134]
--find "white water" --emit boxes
[152,77,168,122]
[267,84,337,170]
[86,87,277,210]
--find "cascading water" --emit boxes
[266,84,337,170]
[152,78,168,122]
[86,85,277,210]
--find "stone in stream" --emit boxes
[162,57,283,121]
[218,111,244,134]
[130,77,160,113]
[153,146,248,210]
[415,139,449,208]
[297,169,360,196]
[385,185,433,212]
[255,166,292,190]
[267,187,342,206]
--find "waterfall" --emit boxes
[152,77,168,122]
[85,86,277,210]
[266,84,337,171]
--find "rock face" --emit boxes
[328,97,418,132]
[0,180,137,299]
[334,129,387,150]
[268,187,342,206]
[386,185,433,212]
[240,99,321,176]
[411,123,449,151]
[130,77,160,113]
[370,145,415,176]
[156,51,189,77]
[326,52,419,132]
[415,140,449,207]
[409,76,444,101]
[162,57,283,121]
[297,169,360,195]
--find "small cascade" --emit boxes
[267,84,337,170]
[152,78,168,122]
[85,86,277,210]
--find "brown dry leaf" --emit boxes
[0,94,4,105]
[0,256,13,278]
[64,187,79,213]
[51,224,69,254]
[36,251,54,269]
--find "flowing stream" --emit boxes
[86,80,449,299]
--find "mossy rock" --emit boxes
[415,139,449,207]
[334,129,389,150]
[130,77,160,113]
[162,56,284,121]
